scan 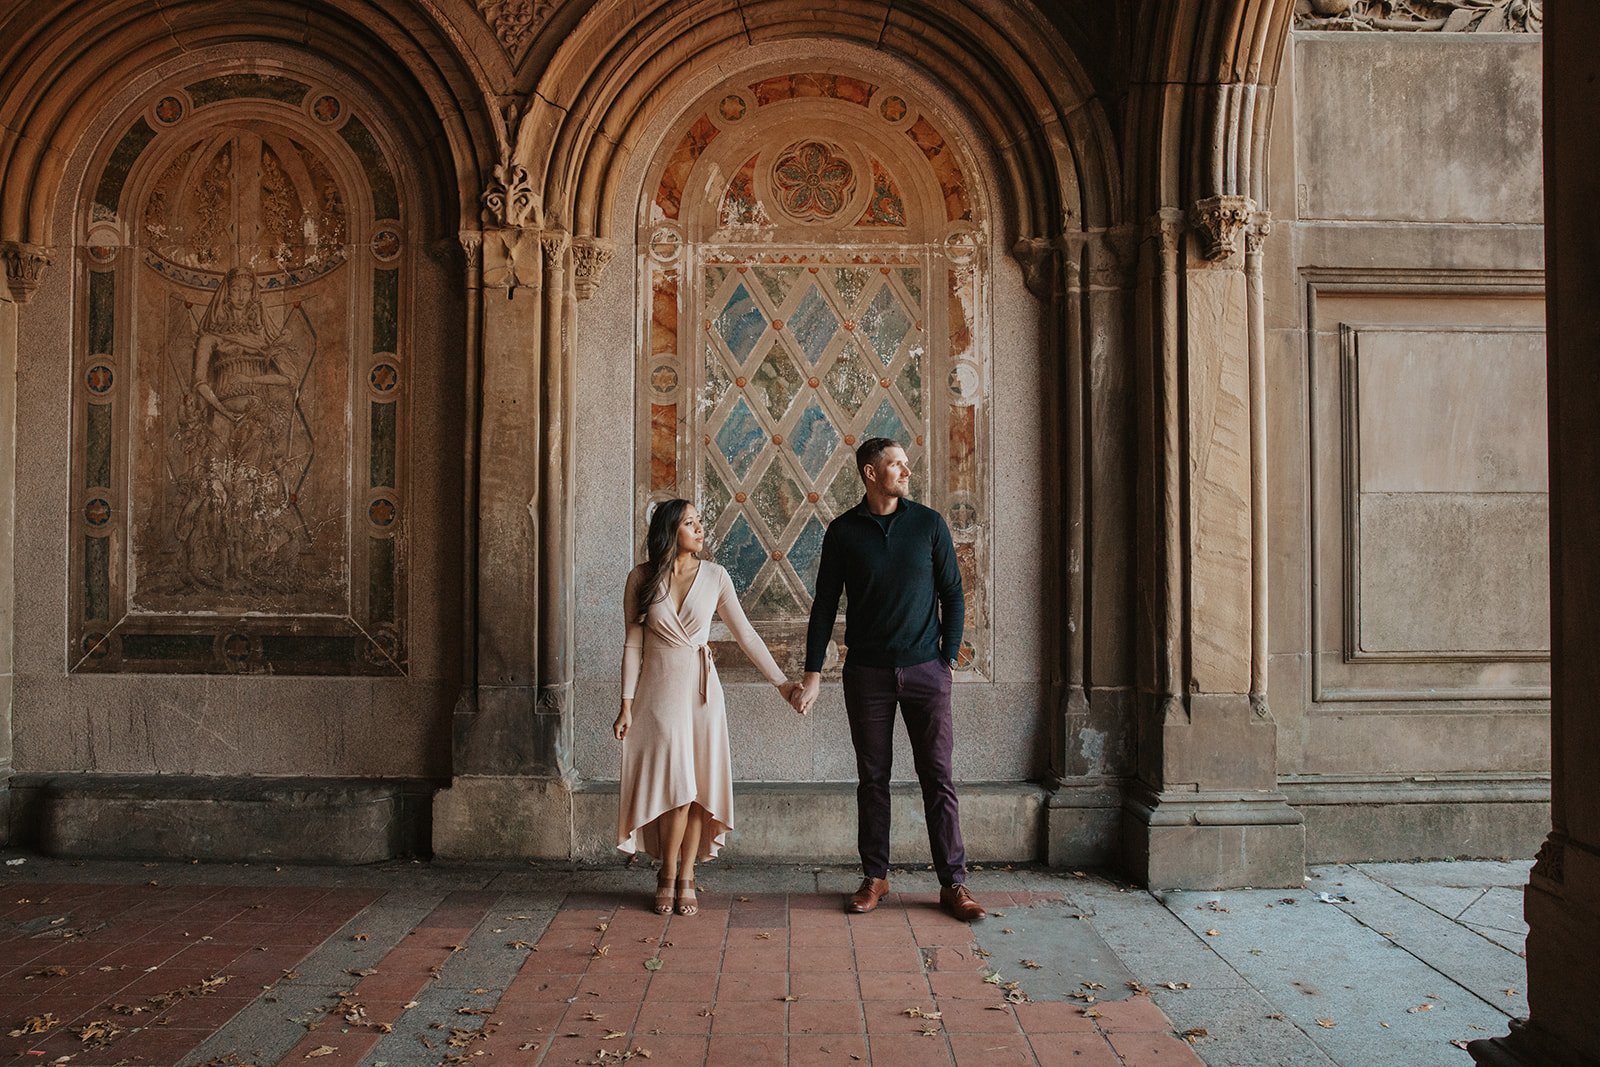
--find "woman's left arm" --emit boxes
[714,567,788,687]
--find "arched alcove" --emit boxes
[635,68,993,680]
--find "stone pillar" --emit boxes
[1470,11,1600,1066]
[1120,202,1304,890]
[0,275,17,836]
[432,224,581,860]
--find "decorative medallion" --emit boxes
[311,94,343,124]
[718,94,748,123]
[86,240,118,264]
[84,497,111,527]
[80,632,110,660]
[948,363,979,403]
[649,226,683,263]
[371,227,401,262]
[222,633,253,669]
[949,499,977,533]
[369,362,399,394]
[368,496,398,528]
[878,95,909,123]
[772,141,856,222]
[153,95,186,126]
[651,363,679,395]
[85,364,115,395]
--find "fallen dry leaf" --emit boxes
[1021,960,1042,969]
[1163,981,1192,990]
[1408,1004,1434,1014]
[1451,1040,1471,1050]
[902,1007,942,1020]
[10,1012,62,1036]
[1205,929,1221,937]
[350,934,369,942]
[581,1011,606,1022]
[27,966,69,980]
[1317,1018,1337,1029]
[590,945,610,960]
[642,957,664,971]
[76,1019,124,1047]
[1082,1007,1102,1019]
[603,1030,626,1040]
[1128,981,1149,994]
[1182,1027,1209,1043]
[305,1048,335,1059]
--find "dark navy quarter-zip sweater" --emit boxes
[803,496,964,672]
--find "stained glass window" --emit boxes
[641,73,989,676]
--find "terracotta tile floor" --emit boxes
[0,880,1203,1066]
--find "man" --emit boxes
[793,437,986,921]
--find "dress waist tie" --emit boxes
[697,643,714,700]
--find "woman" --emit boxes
[615,499,799,916]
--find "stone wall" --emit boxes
[1267,29,1550,861]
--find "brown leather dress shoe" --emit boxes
[939,884,987,922]
[846,877,890,914]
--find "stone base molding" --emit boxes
[1121,785,1306,890]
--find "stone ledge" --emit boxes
[9,773,434,865]
[1281,773,1549,863]
[433,777,1047,865]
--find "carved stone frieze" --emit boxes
[1188,195,1255,261]
[476,0,554,58]
[1293,0,1542,32]
[570,237,613,299]
[1,241,53,302]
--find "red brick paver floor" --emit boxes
[473,890,1204,1067]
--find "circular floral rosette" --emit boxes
[771,141,856,222]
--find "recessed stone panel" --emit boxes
[1355,327,1547,494]
[1357,492,1549,655]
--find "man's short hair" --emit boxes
[855,436,901,478]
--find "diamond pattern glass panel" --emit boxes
[860,284,910,367]
[701,459,731,530]
[717,282,768,365]
[750,341,804,422]
[755,265,803,309]
[824,465,863,518]
[898,267,923,307]
[716,396,766,479]
[824,343,876,417]
[788,515,828,597]
[752,460,805,535]
[715,513,766,595]
[864,398,911,445]
[752,573,804,617]
[896,357,922,419]
[831,267,871,311]
[788,285,839,365]
[701,343,731,411]
[790,401,842,481]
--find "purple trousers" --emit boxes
[842,658,967,886]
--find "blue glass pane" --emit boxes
[788,516,828,598]
[717,282,768,365]
[864,399,910,446]
[715,397,766,479]
[789,285,839,365]
[716,513,766,595]
[860,284,910,367]
[790,401,842,482]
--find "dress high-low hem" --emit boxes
[617,561,785,861]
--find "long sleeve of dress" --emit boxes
[621,566,646,699]
[715,567,788,686]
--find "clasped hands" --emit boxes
[778,675,820,715]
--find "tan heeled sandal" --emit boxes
[654,874,676,915]
[675,878,698,917]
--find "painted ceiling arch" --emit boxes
[516,0,1123,244]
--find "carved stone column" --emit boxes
[1471,7,1600,1063]
[0,275,17,835]
[1120,200,1304,889]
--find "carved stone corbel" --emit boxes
[1532,835,1565,884]
[1188,195,1255,261]
[1011,236,1060,300]
[1,241,53,303]
[570,237,614,300]
[481,95,540,230]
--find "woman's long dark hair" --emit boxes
[635,498,694,623]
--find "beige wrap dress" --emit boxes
[618,560,786,860]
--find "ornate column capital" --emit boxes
[1245,211,1273,256]
[570,237,614,300]
[1,241,53,303]
[1188,195,1256,261]
[1011,235,1060,300]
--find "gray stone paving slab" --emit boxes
[429,895,556,990]
[1456,887,1527,936]
[1395,885,1490,920]
[1163,886,1507,1067]
[970,900,1139,1002]
[1072,880,1251,991]
[1330,868,1526,1012]
[1349,860,1533,889]
[1463,923,1526,955]
[1152,986,1339,1067]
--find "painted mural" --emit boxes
[73,76,406,674]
